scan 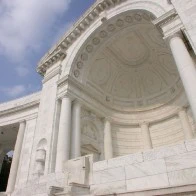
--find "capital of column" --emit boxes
[19,120,26,124]
[60,94,73,101]
[139,121,149,127]
[153,9,183,40]
[166,31,184,43]
[103,116,113,123]
[72,99,82,108]
[177,106,187,115]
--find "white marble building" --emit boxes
[1,0,196,195]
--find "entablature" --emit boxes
[56,75,189,126]
[153,8,184,39]
[0,92,41,117]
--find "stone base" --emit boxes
[54,183,90,196]
[10,139,196,196]
[91,139,196,196]
[105,184,196,196]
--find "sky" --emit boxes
[0,0,95,103]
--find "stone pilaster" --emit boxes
[140,122,152,149]
[178,107,194,140]
[104,119,113,160]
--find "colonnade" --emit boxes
[55,97,194,169]
[54,96,116,171]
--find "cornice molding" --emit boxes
[56,75,188,125]
[37,0,125,75]
[0,92,41,116]
[42,64,62,84]
[153,9,177,29]
[153,9,184,39]
[0,100,40,117]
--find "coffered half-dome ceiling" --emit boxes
[72,11,183,112]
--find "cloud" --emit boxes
[0,84,41,100]
[15,66,30,77]
[0,85,26,98]
[0,0,71,75]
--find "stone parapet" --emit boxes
[91,139,196,195]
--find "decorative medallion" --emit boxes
[92,37,100,45]
[134,14,142,21]
[74,70,80,78]
[99,30,107,38]
[86,45,93,53]
[116,19,124,27]
[107,24,116,32]
[125,16,133,23]
[77,61,83,69]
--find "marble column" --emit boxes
[140,122,152,149]
[104,119,113,160]
[6,121,26,194]
[169,33,196,121]
[71,101,81,159]
[55,96,72,172]
[178,107,193,140]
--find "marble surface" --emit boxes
[91,140,196,195]
[1,0,196,196]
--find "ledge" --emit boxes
[0,91,41,116]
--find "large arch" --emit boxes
[59,1,195,155]
[62,0,172,77]
[68,9,183,111]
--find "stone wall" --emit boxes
[112,125,142,156]
[150,116,184,148]
[91,139,196,195]
[111,112,195,157]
